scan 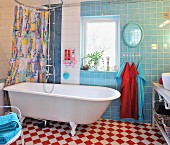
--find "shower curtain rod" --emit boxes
[57,0,163,8]
[14,0,63,10]
[14,0,163,9]
[108,0,163,4]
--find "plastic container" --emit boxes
[67,49,71,60]
[164,99,170,110]
[162,73,170,90]
[154,101,170,124]
[162,116,170,138]
[64,49,68,60]
[154,110,164,124]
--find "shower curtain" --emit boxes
[4,5,49,107]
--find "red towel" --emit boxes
[120,62,139,120]
[120,62,132,119]
[131,62,139,120]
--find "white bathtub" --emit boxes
[4,82,120,136]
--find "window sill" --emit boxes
[80,70,118,73]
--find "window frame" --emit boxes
[81,16,120,71]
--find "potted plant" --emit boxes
[84,50,104,71]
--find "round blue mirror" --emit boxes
[123,22,143,48]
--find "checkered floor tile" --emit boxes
[11,118,166,145]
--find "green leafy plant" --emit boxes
[85,50,104,68]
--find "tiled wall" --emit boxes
[49,7,62,84]
[0,3,80,85]
[0,4,62,83]
[80,71,118,88]
[0,1,169,124]
[80,0,170,123]
[0,6,14,79]
[61,6,80,84]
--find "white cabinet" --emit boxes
[152,83,170,145]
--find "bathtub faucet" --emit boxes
[45,65,55,83]
[43,65,56,93]
[45,72,54,82]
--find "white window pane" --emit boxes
[85,21,116,69]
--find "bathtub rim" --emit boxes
[4,82,120,102]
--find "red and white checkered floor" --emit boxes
[12,118,166,145]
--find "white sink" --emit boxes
[162,73,170,90]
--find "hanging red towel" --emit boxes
[131,62,139,120]
[120,62,133,119]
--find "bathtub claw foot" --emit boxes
[70,122,77,136]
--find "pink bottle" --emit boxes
[64,49,68,60]
[67,49,71,60]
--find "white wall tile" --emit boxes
[61,6,80,84]
[1,4,81,83]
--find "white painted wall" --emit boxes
[0,6,14,79]
[61,6,80,84]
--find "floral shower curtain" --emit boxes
[4,5,49,106]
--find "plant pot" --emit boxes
[94,60,100,71]
[83,65,89,70]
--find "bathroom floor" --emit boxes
[12,118,166,145]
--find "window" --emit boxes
[81,16,120,71]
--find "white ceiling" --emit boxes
[0,0,96,7]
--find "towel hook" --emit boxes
[123,54,126,62]
[138,54,141,63]
[126,54,128,62]
[129,54,132,62]
[132,54,134,62]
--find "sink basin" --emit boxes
[162,73,170,90]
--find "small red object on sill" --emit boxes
[159,77,163,84]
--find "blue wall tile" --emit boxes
[49,7,62,84]
[80,0,170,123]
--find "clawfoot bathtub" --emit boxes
[4,82,120,136]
